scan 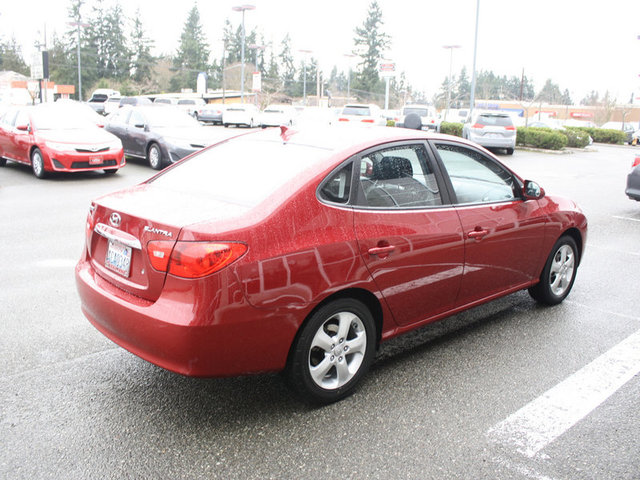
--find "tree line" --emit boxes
[0,0,624,109]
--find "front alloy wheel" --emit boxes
[31,148,46,179]
[147,143,163,170]
[287,299,376,403]
[529,235,578,305]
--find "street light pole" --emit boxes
[299,49,312,106]
[232,4,255,103]
[442,45,461,121]
[469,0,480,119]
[68,20,88,100]
[344,53,356,102]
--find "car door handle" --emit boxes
[368,245,396,256]
[468,229,489,240]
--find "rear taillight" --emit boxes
[472,123,484,129]
[338,118,349,122]
[632,156,640,168]
[361,119,374,123]
[505,126,516,131]
[147,241,247,278]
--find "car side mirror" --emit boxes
[134,123,145,129]
[16,124,29,131]
[523,180,545,200]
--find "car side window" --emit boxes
[129,111,145,127]
[319,163,352,204]
[435,143,517,204]
[356,144,442,208]
[14,110,30,130]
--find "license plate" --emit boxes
[105,239,132,277]
[89,157,103,165]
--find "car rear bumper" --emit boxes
[468,133,515,149]
[626,170,640,200]
[75,256,297,377]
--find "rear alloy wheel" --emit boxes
[147,143,163,170]
[31,148,47,179]
[529,235,578,305]
[287,298,376,404]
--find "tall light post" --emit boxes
[469,0,480,119]
[442,45,461,121]
[344,53,356,102]
[68,20,88,100]
[299,49,312,106]
[232,4,255,103]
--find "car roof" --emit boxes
[237,125,461,154]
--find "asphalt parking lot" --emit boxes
[1,138,639,479]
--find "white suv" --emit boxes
[463,111,516,155]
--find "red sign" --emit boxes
[570,112,594,119]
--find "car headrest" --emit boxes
[373,156,413,180]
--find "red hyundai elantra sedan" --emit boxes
[75,126,587,403]
[0,103,124,178]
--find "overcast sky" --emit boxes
[2,0,639,103]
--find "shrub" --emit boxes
[562,128,591,148]
[566,126,626,144]
[440,122,463,137]
[517,127,567,150]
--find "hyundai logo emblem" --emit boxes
[109,212,121,227]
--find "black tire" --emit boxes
[506,147,514,155]
[147,143,163,170]
[31,148,47,179]
[529,235,579,305]
[223,123,229,128]
[0,157,6,167]
[287,298,376,404]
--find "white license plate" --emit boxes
[89,157,103,165]
[105,239,132,277]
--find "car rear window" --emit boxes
[476,114,513,127]
[89,95,108,102]
[342,106,371,116]
[149,139,331,207]
[403,108,429,117]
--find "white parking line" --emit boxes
[487,328,640,458]
[612,215,640,223]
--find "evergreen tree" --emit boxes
[352,1,390,100]
[48,33,78,87]
[130,12,155,84]
[538,79,563,104]
[560,88,572,106]
[278,34,296,97]
[87,0,131,80]
[0,37,29,75]
[171,4,211,91]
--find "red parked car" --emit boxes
[0,103,124,178]
[75,126,587,403]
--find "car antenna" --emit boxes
[280,125,297,142]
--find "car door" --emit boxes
[353,142,465,327]
[0,108,18,159]
[11,109,32,164]
[106,109,132,154]
[126,110,148,157]
[431,141,547,307]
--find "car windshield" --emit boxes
[476,114,512,127]
[403,108,429,116]
[178,100,195,105]
[31,107,97,130]
[89,95,108,102]
[342,106,370,116]
[145,108,200,128]
[150,138,330,207]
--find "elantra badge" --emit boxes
[109,212,122,227]
[144,225,173,237]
